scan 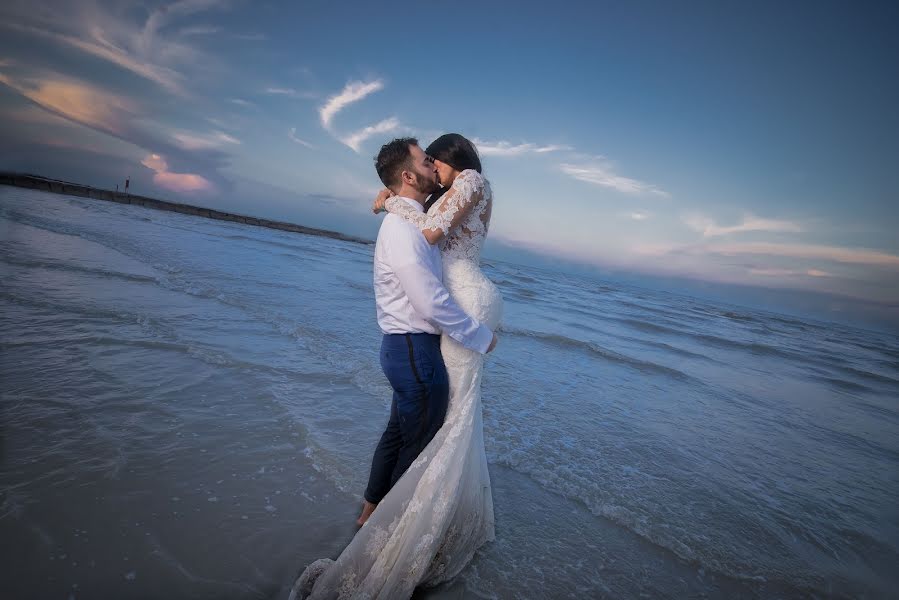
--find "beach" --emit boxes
[2,186,897,599]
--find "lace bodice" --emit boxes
[385,169,492,262]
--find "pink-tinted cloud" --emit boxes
[141,153,214,193]
[632,241,899,269]
[1,74,135,135]
[3,23,185,95]
[171,130,240,150]
[684,213,803,237]
[710,242,899,268]
[748,268,834,278]
[1,68,226,194]
[1,0,234,98]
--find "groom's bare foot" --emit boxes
[356,500,377,526]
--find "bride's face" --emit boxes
[434,159,459,187]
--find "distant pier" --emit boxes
[0,172,372,245]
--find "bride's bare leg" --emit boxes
[357,500,377,526]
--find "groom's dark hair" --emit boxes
[375,137,418,190]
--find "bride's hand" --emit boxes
[372,188,395,214]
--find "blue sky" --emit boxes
[1,0,897,328]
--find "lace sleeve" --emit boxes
[385,170,485,245]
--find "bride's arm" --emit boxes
[384,170,485,245]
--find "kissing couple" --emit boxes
[292,133,503,599]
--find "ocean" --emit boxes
[1,186,897,599]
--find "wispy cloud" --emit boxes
[141,153,214,193]
[0,73,135,136]
[179,25,264,40]
[627,210,652,221]
[1,0,230,96]
[172,130,240,150]
[234,32,267,41]
[178,25,221,36]
[1,66,234,197]
[560,158,669,198]
[3,22,186,94]
[684,213,802,237]
[138,0,227,56]
[748,268,833,278]
[636,240,899,269]
[340,117,400,153]
[288,127,314,148]
[316,79,399,152]
[473,138,571,156]
[229,98,253,107]
[710,242,899,268]
[319,79,384,130]
[264,87,317,100]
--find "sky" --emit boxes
[1,0,897,330]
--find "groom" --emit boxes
[357,138,497,526]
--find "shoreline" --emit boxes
[0,172,373,245]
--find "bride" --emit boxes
[290,134,503,599]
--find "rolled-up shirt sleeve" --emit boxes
[391,230,493,354]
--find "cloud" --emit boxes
[473,139,571,156]
[234,32,267,41]
[1,0,230,96]
[635,240,899,270]
[178,25,221,36]
[319,79,384,130]
[627,210,652,221]
[3,22,185,94]
[748,268,833,278]
[288,127,314,148]
[560,159,669,198]
[748,268,800,277]
[264,87,317,100]
[710,242,899,268]
[172,130,240,150]
[684,213,802,237]
[229,98,253,107]
[315,79,400,152]
[141,152,214,193]
[138,0,227,55]
[1,68,232,194]
[2,104,77,126]
[340,118,401,153]
[0,73,135,135]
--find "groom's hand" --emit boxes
[487,333,498,353]
[372,188,395,214]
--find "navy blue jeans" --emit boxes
[364,333,449,504]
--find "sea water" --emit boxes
[1,187,897,599]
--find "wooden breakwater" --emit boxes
[0,172,373,245]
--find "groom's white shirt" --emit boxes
[374,197,493,354]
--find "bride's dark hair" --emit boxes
[426,133,482,174]
[424,134,481,210]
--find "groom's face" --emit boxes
[405,144,439,194]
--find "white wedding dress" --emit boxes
[291,169,503,599]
